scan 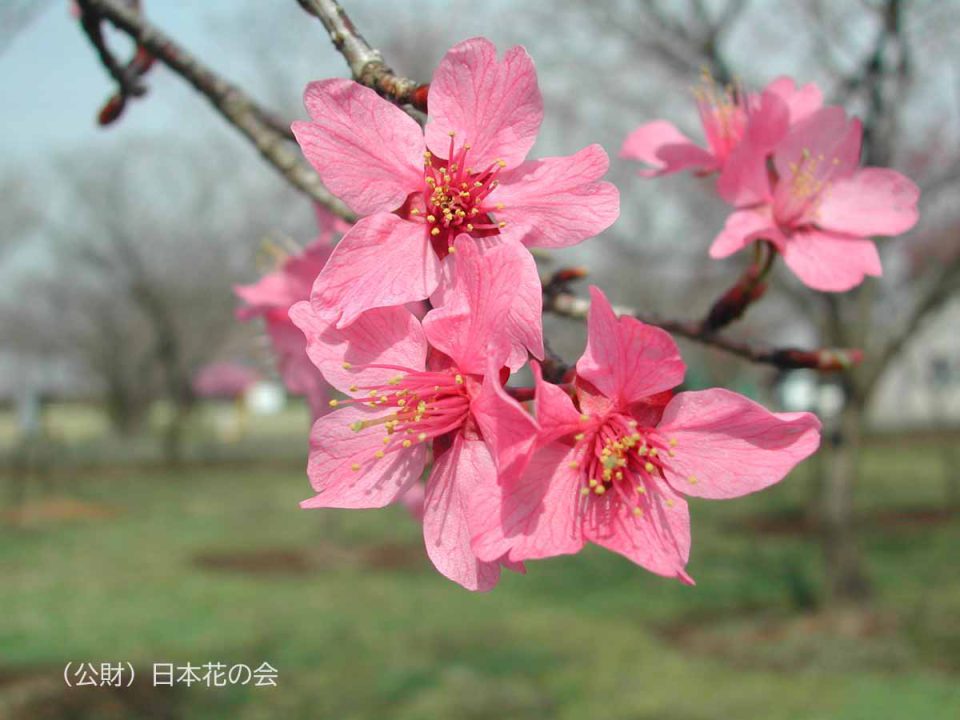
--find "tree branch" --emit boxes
[543,284,863,373]
[75,0,355,220]
[296,0,428,111]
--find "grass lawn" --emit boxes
[1,407,958,719]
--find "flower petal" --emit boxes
[658,389,821,500]
[423,436,503,591]
[289,301,427,396]
[709,209,778,259]
[471,441,585,564]
[310,214,442,328]
[577,286,685,408]
[293,79,424,216]
[263,316,329,418]
[620,120,716,177]
[425,38,543,169]
[471,368,539,485]
[762,76,823,125]
[816,168,920,237]
[493,145,620,249]
[422,236,542,373]
[781,228,882,292]
[302,406,426,509]
[584,483,692,582]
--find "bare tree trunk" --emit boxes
[819,394,872,603]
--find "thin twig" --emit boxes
[75,0,354,220]
[296,0,428,111]
[544,283,863,372]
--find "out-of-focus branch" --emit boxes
[296,0,428,112]
[75,0,355,220]
[543,271,863,372]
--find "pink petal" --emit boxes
[234,239,329,318]
[816,168,920,237]
[289,300,427,396]
[620,120,716,177]
[531,361,583,442]
[263,317,329,417]
[715,139,773,207]
[310,214,442,328]
[781,228,882,292]
[422,236,542,373]
[709,209,778,259]
[657,389,821,500]
[471,368,539,485]
[313,203,352,243]
[762,76,823,125]
[583,483,692,582]
[425,38,543,169]
[302,406,426,509]
[471,441,585,564]
[423,435,503,591]
[493,145,620,249]
[576,286,685,408]
[399,482,426,523]
[293,79,424,215]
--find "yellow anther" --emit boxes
[351,463,361,472]
[430,228,441,236]
[447,245,457,254]
[455,374,464,384]
[426,215,436,223]
[382,436,390,445]
[649,448,658,457]
[466,224,474,232]
[636,485,646,494]
[495,203,505,210]
[665,498,675,507]
[349,421,364,432]
[580,414,590,422]
[633,507,644,517]
[497,159,507,168]
[644,462,655,473]
[687,475,698,485]
[410,208,420,215]
[402,440,412,448]
[568,461,580,469]
[669,438,678,447]
[574,432,585,441]
[588,478,598,487]
[581,487,591,496]
[417,432,427,442]
[448,130,456,137]
[374,450,385,459]
[668,449,676,457]
[594,485,606,495]
[349,385,359,393]
[498,221,507,228]
[328,399,339,407]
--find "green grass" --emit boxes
[1,407,958,719]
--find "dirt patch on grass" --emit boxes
[0,498,122,527]
[655,609,912,672]
[734,507,958,537]
[0,666,180,720]
[192,541,426,577]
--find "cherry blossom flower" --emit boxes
[472,287,821,582]
[710,106,920,291]
[235,206,349,418]
[292,37,619,327]
[289,237,541,591]
[621,74,821,194]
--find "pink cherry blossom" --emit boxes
[235,205,350,417]
[472,287,821,582]
[289,236,540,591]
[710,106,920,291]
[621,74,822,181]
[292,37,619,327]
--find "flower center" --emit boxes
[408,133,507,258]
[569,413,687,520]
[693,70,749,163]
[330,366,472,471]
[776,147,840,225]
